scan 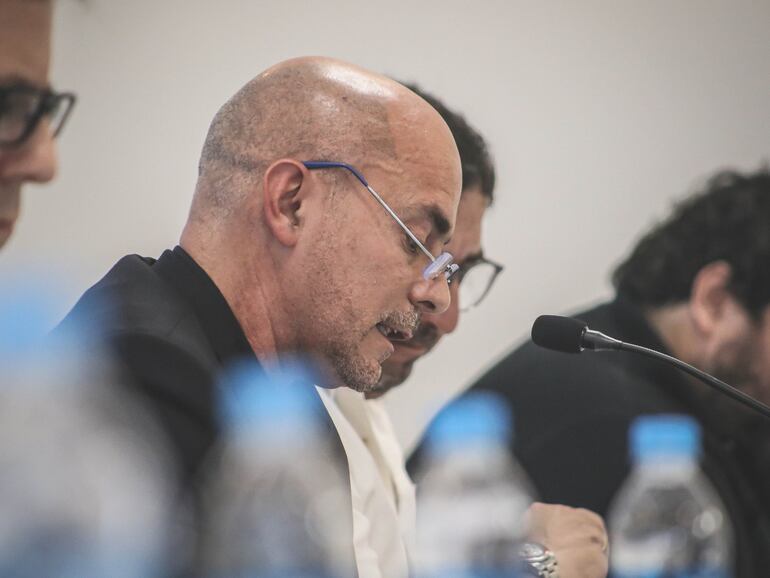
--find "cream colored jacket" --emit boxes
[317,386,416,578]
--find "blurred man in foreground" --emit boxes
[0,0,76,249]
[470,168,770,577]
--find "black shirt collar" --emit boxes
[606,296,671,352]
[154,245,254,367]
[603,296,683,387]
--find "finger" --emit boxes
[574,507,607,530]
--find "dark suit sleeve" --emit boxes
[515,412,632,516]
[111,332,220,484]
[408,399,634,516]
[432,346,661,518]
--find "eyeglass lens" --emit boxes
[48,96,73,137]
[0,88,73,145]
[0,90,41,143]
[458,261,500,311]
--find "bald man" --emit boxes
[61,56,459,476]
[0,0,76,249]
[58,56,460,575]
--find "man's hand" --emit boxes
[524,502,609,578]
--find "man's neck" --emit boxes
[179,235,286,365]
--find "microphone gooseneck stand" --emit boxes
[531,315,770,422]
[614,338,770,420]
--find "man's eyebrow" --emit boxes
[459,250,484,266]
[426,205,451,237]
[399,203,452,240]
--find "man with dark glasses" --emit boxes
[371,85,502,398]
[346,85,608,578]
[0,0,76,249]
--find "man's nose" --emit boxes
[408,275,452,315]
[424,281,461,336]
[0,122,58,184]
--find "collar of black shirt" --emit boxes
[154,245,254,368]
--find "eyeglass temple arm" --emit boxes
[303,161,437,261]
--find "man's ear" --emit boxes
[262,159,310,247]
[689,261,733,336]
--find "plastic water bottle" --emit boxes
[415,391,534,578]
[608,414,733,578]
[0,282,174,578]
[200,360,354,578]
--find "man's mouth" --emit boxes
[396,323,440,353]
[375,321,414,342]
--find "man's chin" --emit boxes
[385,342,426,367]
[323,350,383,394]
[366,360,415,398]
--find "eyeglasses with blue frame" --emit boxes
[302,161,459,283]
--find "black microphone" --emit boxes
[531,314,770,420]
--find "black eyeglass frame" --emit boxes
[454,255,504,311]
[0,84,77,148]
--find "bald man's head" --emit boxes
[192,57,418,222]
[183,57,462,392]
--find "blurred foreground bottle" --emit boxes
[608,414,733,578]
[200,360,354,578]
[0,281,174,578]
[415,391,534,578]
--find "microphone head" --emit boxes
[531,315,588,354]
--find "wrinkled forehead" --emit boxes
[0,0,53,85]
[401,163,460,240]
[383,102,463,228]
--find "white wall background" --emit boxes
[2,0,768,452]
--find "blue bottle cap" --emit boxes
[218,358,323,433]
[425,391,513,455]
[630,414,701,462]
[0,283,57,359]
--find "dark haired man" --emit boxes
[469,168,770,577]
[363,84,609,578]
[371,85,499,396]
[0,0,76,249]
